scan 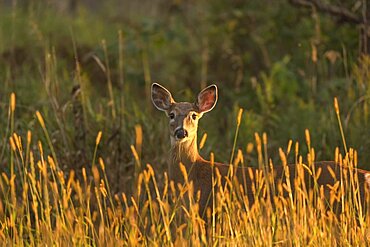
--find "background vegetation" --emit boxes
[0,0,370,245]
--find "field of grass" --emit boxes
[1,0,370,245]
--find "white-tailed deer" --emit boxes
[151,83,370,216]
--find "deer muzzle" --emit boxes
[174,128,188,140]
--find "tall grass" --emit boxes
[1,2,370,245]
[0,94,369,246]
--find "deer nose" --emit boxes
[175,128,188,139]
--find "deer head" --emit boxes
[151,83,218,145]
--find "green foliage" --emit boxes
[0,0,370,191]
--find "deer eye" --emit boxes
[191,113,197,120]
[169,113,175,119]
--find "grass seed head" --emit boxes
[130,145,139,161]
[199,133,207,150]
[237,108,243,126]
[48,156,56,170]
[36,111,46,129]
[96,131,102,146]
[9,137,16,151]
[334,97,340,115]
[27,130,32,145]
[10,93,16,112]
[99,158,105,171]
[246,142,254,154]
[305,129,311,148]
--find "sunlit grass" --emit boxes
[0,94,369,246]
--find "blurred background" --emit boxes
[0,0,369,194]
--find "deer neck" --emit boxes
[169,135,200,174]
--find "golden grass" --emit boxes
[0,95,369,246]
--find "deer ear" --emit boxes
[151,83,175,111]
[196,84,218,113]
